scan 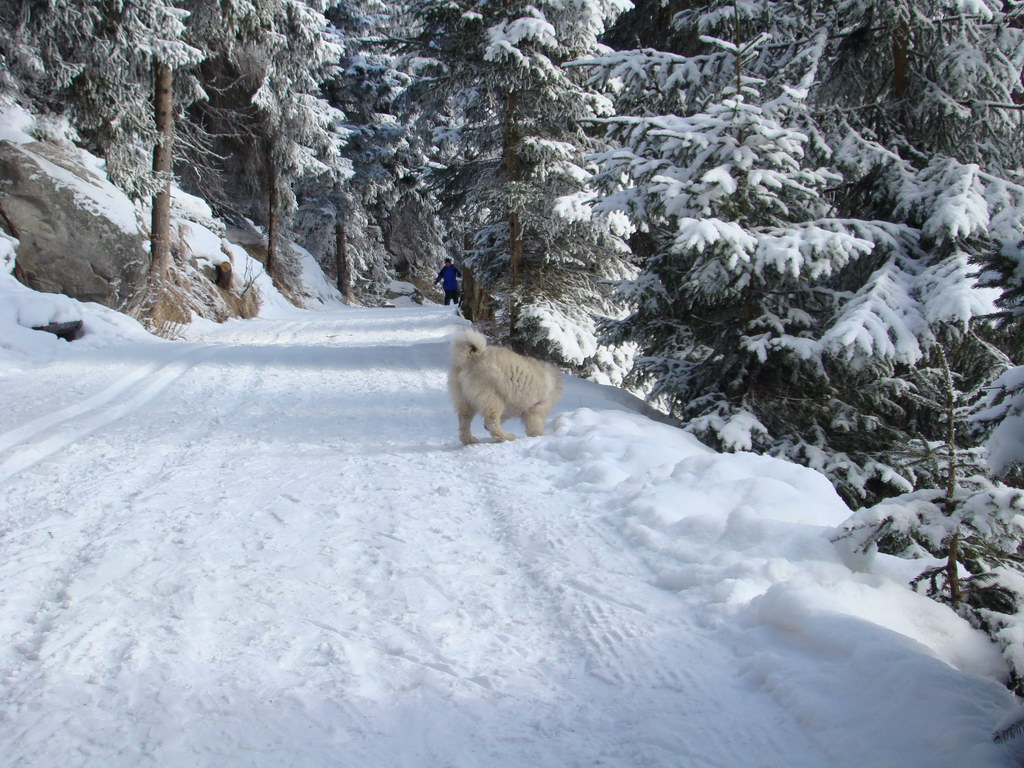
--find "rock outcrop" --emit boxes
[0,140,148,309]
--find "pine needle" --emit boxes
[993,709,1024,744]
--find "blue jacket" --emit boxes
[436,264,461,291]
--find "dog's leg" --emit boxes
[523,409,546,437]
[458,406,479,445]
[483,404,516,441]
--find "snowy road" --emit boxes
[0,306,1019,767]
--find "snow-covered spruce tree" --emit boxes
[835,349,1024,694]
[973,164,1024,489]
[180,0,348,278]
[593,0,1024,694]
[581,26,897,496]
[810,0,1024,652]
[290,0,418,305]
[580,0,1024,504]
[404,0,636,378]
[808,0,1024,489]
[977,364,1024,488]
[0,0,203,201]
[973,223,1023,490]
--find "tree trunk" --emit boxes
[460,232,491,323]
[946,531,961,607]
[504,88,524,346]
[460,265,494,324]
[509,211,523,283]
[266,149,278,278]
[335,221,355,303]
[504,89,523,285]
[941,352,961,607]
[892,26,909,100]
[150,61,174,284]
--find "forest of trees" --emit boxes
[1,0,1023,693]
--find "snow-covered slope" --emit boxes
[0,302,1021,767]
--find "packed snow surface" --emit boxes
[1,303,1021,767]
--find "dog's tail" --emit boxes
[451,329,487,365]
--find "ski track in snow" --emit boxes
[0,306,1015,767]
[0,344,221,483]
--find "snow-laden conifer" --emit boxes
[582,0,1024,502]
[0,0,204,197]
[405,0,635,378]
[835,351,1024,694]
[180,0,348,276]
[589,0,1024,702]
[585,29,901,495]
[291,0,413,304]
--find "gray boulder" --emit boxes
[0,140,148,309]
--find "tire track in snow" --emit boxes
[0,344,218,482]
[292,444,579,708]
[424,443,763,765]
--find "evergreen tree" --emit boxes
[180,0,348,277]
[584,0,1024,695]
[581,0,1024,502]
[835,350,1024,694]
[976,365,1024,486]
[0,0,203,199]
[295,0,419,304]
[406,0,636,377]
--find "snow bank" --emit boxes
[530,406,1019,766]
[0,232,156,370]
[533,407,1002,656]
[0,101,36,143]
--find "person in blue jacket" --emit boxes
[435,258,462,306]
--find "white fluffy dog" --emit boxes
[448,329,563,444]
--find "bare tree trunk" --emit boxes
[503,0,522,287]
[335,221,355,303]
[504,89,523,286]
[460,266,494,324]
[892,25,909,100]
[150,61,174,284]
[940,352,961,606]
[460,232,491,323]
[946,532,961,606]
[504,89,525,346]
[266,149,278,278]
